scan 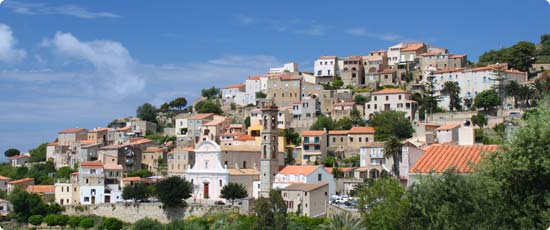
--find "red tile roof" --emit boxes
[130,138,154,145]
[190,113,215,120]
[278,165,321,176]
[8,177,34,185]
[282,182,328,192]
[58,128,87,134]
[449,54,466,59]
[371,88,407,95]
[47,141,59,146]
[433,68,465,74]
[80,161,103,168]
[223,83,245,89]
[8,154,29,161]
[328,130,349,135]
[236,135,256,141]
[302,130,327,137]
[248,76,262,80]
[116,126,131,131]
[401,43,426,52]
[122,177,142,182]
[435,123,461,131]
[103,164,123,171]
[0,176,11,181]
[144,147,164,153]
[410,144,498,173]
[89,128,109,133]
[27,185,55,194]
[349,126,375,134]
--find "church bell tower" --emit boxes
[259,100,279,198]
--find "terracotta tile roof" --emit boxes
[8,177,34,185]
[203,117,229,126]
[325,167,353,173]
[169,146,195,153]
[89,128,109,133]
[278,165,321,176]
[228,168,260,176]
[345,56,362,61]
[190,113,214,120]
[433,68,465,74]
[236,135,256,141]
[282,182,328,192]
[71,172,79,175]
[80,140,95,145]
[504,69,526,75]
[371,88,407,95]
[377,69,396,74]
[248,76,262,80]
[328,130,349,135]
[349,126,375,134]
[122,177,142,182]
[116,126,131,131]
[221,132,244,137]
[449,54,466,59]
[435,123,461,131]
[103,164,123,171]
[420,122,439,127]
[302,130,327,136]
[8,154,29,161]
[130,138,153,145]
[144,147,164,153]
[401,43,426,52]
[0,176,11,180]
[223,83,245,89]
[319,56,337,59]
[280,75,302,81]
[58,128,87,134]
[26,185,54,194]
[80,161,103,168]
[410,144,499,173]
[47,141,59,146]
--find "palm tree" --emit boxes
[505,81,520,108]
[518,85,534,109]
[383,136,402,177]
[441,81,461,111]
[321,212,365,230]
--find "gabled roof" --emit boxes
[223,83,245,89]
[80,161,103,168]
[190,113,215,120]
[371,88,407,95]
[435,123,461,131]
[115,126,131,131]
[26,185,55,194]
[302,130,327,137]
[8,177,34,185]
[0,176,11,181]
[58,128,87,134]
[349,126,375,134]
[130,138,153,145]
[236,135,256,141]
[144,147,164,153]
[8,154,29,161]
[328,130,349,135]
[278,165,322,176]
[103,164,123,171]
[282,182,328,192]
[89,128,109,133]
[410,144,498,173]
[401,42,426,52]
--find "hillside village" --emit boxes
[3,36,550,229]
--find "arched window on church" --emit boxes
[263,116,268,129]
[263,145,267,159]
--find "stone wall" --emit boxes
[64,203,238,223]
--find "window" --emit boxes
[340,137,344,142]
[359,137,362,142]
[328,70,331,75]
[386,96,389,101]
[374,96,377,101]
[220,179,223,187]
[333,137,336,143]
[243,161,247,168]
[318,173,322,181]
[349,137,354,142]
[84,197,90,202]
[398,95,402,100]
[304,145,310,150]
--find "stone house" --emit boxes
[281,182,328,217]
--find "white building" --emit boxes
[431,64,528,109]
[78,161,105,205]
[313,56,338,84]
[184,140,229,200]
[269,62,298,74]
[273,165,335,196]
[365,88,418,121]
[387,43,404,66]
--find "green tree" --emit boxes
[356,177,407,229]
[155,176,193,208]
[321,212,364,230]
[122,182,150,203]
[254,190,288,230]
[132,218,163,230]
[28,214,43,226]
[369,111,413,141]
[160,102,170,113]
[310,115,335,131]
[4,148,20,158]
[101,217,123,230]
[68,216,82,228]
[323,156,337,167]
[288,215,328,230]
[29,143,48,162]
[384,136,402,177]
[169,97,187,111]
[79,217,95,229]
[334,117,353,130]
[474,89,501,111]
[220,183,248,204]
[8,189,61,222]
[127,169,153,178]
[505,81,520,108]
[282,129,301,145]
[471,114,488,128]
[244,116,251,128]
[56,166,76,180]
[195,100,223,115]
[201,87,220,99]
[354,94,369,105]
[518,84,534,108]
[441,81,461,111]
[136,103,158,123]
[256,91,267,99]
[478,41,536,71]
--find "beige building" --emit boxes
[281,182,328,217]
[27,185,55,202]
[365,88,417,121]
[266,74,303,107]
[435,123,461,144]
[328,127,375,158]
[202,115,231,143]
[365,69,398,88]
[301,130,328,165]
[0,176,11,193]
[7,177,34,193]
[331,101,356,121]
[141,147,166,174]
[58,128,88,147]
[167,147,195,176]
[55,172,80,205]
[87,128,109,145]
[188,113,216,144]
[341,56,364,87]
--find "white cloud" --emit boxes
[43,32,144,97]
[0,24,26,62]
[347,27,402,41]
[5,1,120,19]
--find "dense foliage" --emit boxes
[8,189,63,222]
[136,103,158,123]
[220,183,248,204]
[369,111,413,141]
[3,148,20,158]
[474,89,501,111]
[155,176,193,208]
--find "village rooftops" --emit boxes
[144,147,164,153]
[103,164,124,171]
[8,177,34,185]
[130,138,154,145]
[122,177,142,182]
[58,128,87,134]
[278,165,322,176]
[401,42,426,52]
[190,113,215,120]
[282,182,328,192]
[248,76,262,80]
[435,123,461,131]
[8,154,29,161]
[410,144,498,174]
[223,83,246,89]
[80,161,103,168]
[26,185,55,194]
[371,88,407,95]
[348,126,375,134]
[115,126,131,131]
[328,130,349,135]
[302,130,327,137]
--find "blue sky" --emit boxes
[0,0,549,153]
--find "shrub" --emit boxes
[80,217,95,229]
[101,217,123,230]
[28,215,43,226]
[132,217,163,230]
[68,216,82,228]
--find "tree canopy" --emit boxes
[369,111,413,141]
[478,41,536,71]
[474,89,501,111]
[169,97,187,111]
[201,87,221,99]
[441,81,461,111]
[4,148,20,158]
[220,183,248,204]
[195,100,223,115]
[155,176,193,208]
[136,103,158,123]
